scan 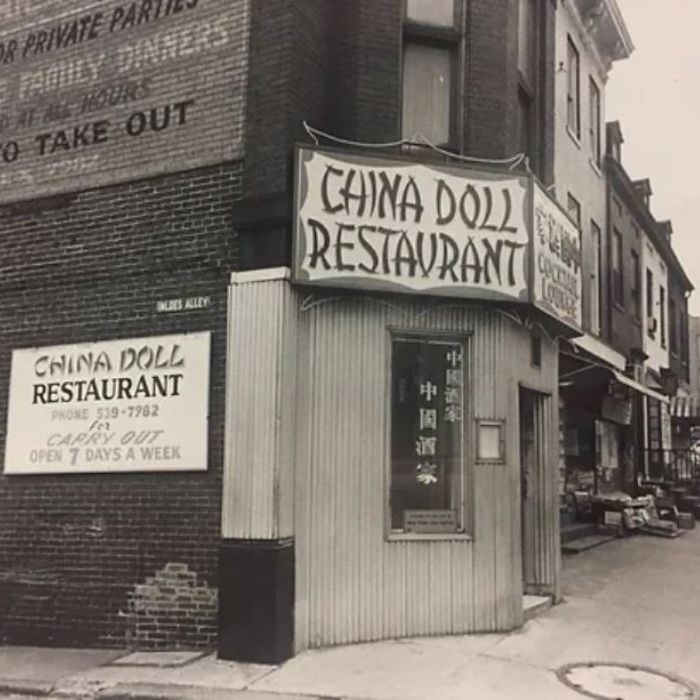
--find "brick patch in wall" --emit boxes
[127,563,218,650]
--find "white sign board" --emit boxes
[532,184,583,329]
[4,332,210,474]
[294,147,531,303]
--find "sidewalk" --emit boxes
[2,529,700,700]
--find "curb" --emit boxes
[0,679,56,696]
[95,682,337,700]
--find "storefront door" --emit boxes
[519,387,553,595]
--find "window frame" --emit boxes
[646,268,655,337]
[566,36,581,140]
[567,193,581,229]
[670,297,678,356]
[589,77,601,165]
[660,286,666,348]
[630,250,641,322]
[401,0,463,151]
[611,229,624,308]
[386,328,473,541]
[590,219,602,335]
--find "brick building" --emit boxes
[0,0,694,666]
[0,0,249,649]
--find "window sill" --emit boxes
[566,127,582,149]
[588,157,603,177]
[388,532,473,543]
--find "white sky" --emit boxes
[606,0,700,315]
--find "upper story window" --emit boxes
[590,220,602,336]
[567,193,581,229]
[566,37,581,139]
[660,286,666,347]
[646,268,655,334]
[517,0,546,178]
[631,250,641,321]
[406,0,455,26]
[670,298,678,356]
[612,229,624,307]
[589,78,601,165]
[402,0,461,148]
[518,0,536,86]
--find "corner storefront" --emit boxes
[219,146,583,662]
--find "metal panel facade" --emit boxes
[222,271,297,540]
[293,294,559,650]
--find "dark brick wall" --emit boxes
[0,162,242,648]
[238,0,554,269]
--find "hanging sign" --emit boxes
[293,146,583,333]
[4,332,210,474]
[0,0,247,204]
[293,146,531,303]
[532,184,583,329]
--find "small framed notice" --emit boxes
[403,509,458,534]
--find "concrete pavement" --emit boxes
[1,529,700,699]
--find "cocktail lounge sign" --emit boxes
[293,146,582,331]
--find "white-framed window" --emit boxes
[566,36,580,138]
[388,333,468,537]
[589,78,601,164]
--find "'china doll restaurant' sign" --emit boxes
[4,332,210,474]
[292,146,582,331]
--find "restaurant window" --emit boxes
[402,0,460,148]
[567,193,581,229]
[589,78,601,165]
[566,37,580,139]
[660,286,666,347]
[631,250,641,321]
[612,229,623,307]
[389,335,466,536]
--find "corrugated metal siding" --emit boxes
[294,296,560,651]
[222,273,297,540]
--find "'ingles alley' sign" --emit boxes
[0,0,247,203]
[293,147,582,331]
[4,332,210,474]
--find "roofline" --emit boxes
[605,155,694,292]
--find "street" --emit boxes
[2,528,700,700]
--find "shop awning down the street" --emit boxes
[609,369,669,404]
[670,395,700,423]
[559,362,669,404]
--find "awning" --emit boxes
[670,395,700,420]
[610,370,669,404]
[561,364,670,403]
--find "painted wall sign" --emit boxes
[532,184,583,329]
[0,0,247,204]
[293,147,531,303]
[4,332,210,474]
